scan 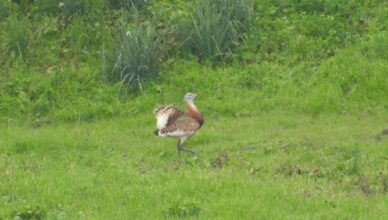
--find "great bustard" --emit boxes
[153,93,204,154]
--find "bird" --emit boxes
[153,93,204,155]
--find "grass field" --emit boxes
[1,113,387,219]
[1,0,387,219]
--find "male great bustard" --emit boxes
[153,93,204,154]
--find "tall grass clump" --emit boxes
[179,0,251,62]
[58,0,88,18]
[107,0,148,10]
[25,0,88,17]
[1,16,33,61]
[0,1,10,19]
[103,22,162,93]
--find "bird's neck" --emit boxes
[186,101,197,111]
[186,101,204,127]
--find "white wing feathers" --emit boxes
[153,105,182,130]
[156,113,169,130]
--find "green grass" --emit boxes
[0,1,387,218]
[1,0,387,121]
[1,113,387,219]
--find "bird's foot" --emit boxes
[179,148,196,155]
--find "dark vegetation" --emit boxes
[0,0,387,123]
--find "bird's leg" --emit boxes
[179,140,195,155]
[176,139,182,156]
[177,138,195,155]
[180,147,195,155]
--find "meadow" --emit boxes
[1,113,388,219]
[0,0,387,219]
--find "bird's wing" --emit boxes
[160,116,200,137]
[153,105,184,130]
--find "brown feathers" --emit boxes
[153,104,181,117]
[153,93,203,154]
[186,105,204,127]
[160,116,200,134]
[153,94,203,138]
[153,105,184,129]
[166,108,184,127]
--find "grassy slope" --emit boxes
[1,113,387,219]
[1,0,387,121]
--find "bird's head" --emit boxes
[184,92,197,104]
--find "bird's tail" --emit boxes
[154,129,168,137]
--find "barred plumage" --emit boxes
[153,93,204,155]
